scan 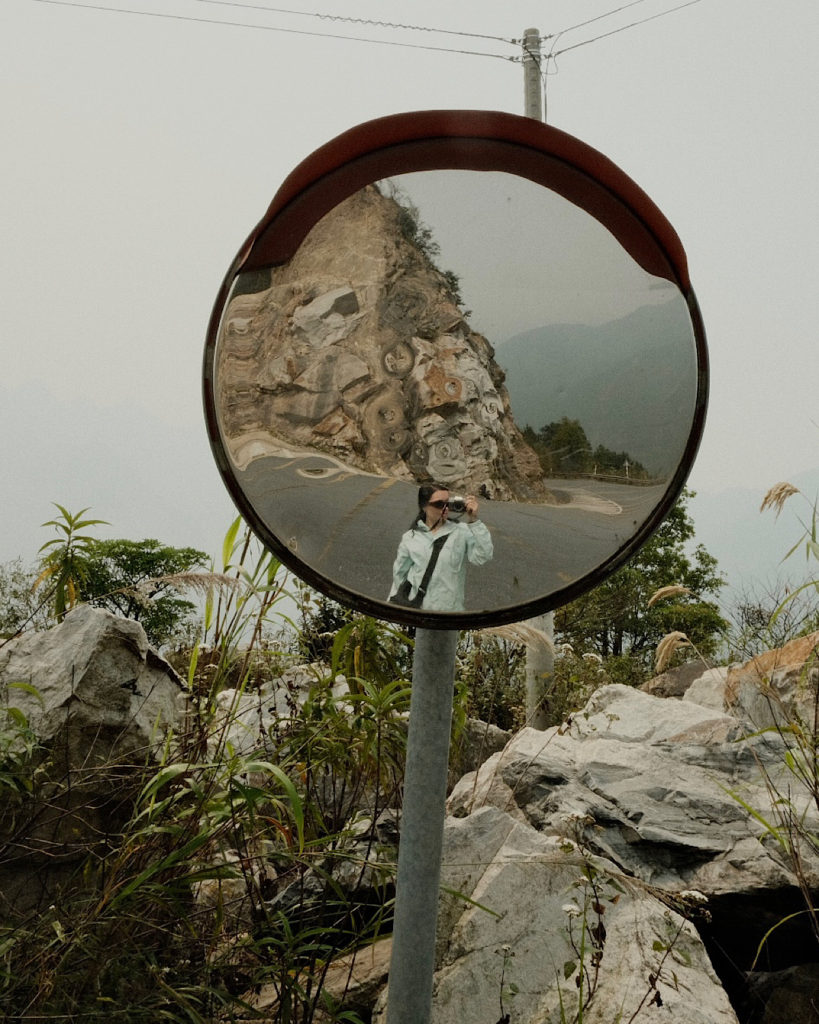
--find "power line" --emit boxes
[553,0,706,57]
[29,0,518,61]
[194,0,516,46]
[557,0,655,38]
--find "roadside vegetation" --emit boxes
[0,486,817,1021]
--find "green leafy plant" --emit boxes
[556,491,727,685]
[80,537,210,648]
[0,684,40,799]
[0,517,408,1022]
[33,503,109,621]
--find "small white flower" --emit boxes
[562,903,582,918]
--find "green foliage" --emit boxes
[727,578,819,660]
[0,518,404,1022]
[389,186,464,306]
[298,591,358,665]
[456,632,526,731]
[34,503,109,621]
[81,537,209,647]
[555,491,728,684]
[522,419,649,480]
[544,648,608,727]
[0,687,40,799]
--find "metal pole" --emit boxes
[525,611,554,729]
[521,30,556,728]
[386,627,459,1024]
[386,32,546,1018]
[522,27,543,122]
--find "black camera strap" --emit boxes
[416,533,450,601]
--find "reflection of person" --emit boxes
[389,484,493,612]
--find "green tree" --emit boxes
[34,504,109,621]
[555,490,728,684]
[537,416,593,475]
[81,538,209,648]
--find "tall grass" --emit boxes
[0,519,413,1022]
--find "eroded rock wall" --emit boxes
[216,185,546,500]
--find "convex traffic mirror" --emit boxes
[203,111,708,629]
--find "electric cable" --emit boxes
[29,0,518,61]
[553,0,705,57]
[194,0,516,46]
[557,0,654,37]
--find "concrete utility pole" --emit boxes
[523,27,543,122]
[525,610,554,729]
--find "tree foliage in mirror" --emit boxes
[522,419,650,481]
[555,490,728,685]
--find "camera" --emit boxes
[447,496,467,517]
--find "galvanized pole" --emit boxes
[385,627,459,1024]
[521,28,556,728]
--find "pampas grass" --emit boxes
[647,585,692,607]
[760,482,800,518]
[477,621,554,656]
[654,631,692,673]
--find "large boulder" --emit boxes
[0,605,183,914]
[374,804,738,1023]
[448,684,819,896]
[723,630,819,732]
[415,671,819,1024]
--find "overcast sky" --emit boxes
[2,0,818,589]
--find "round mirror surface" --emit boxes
[204,112,707,628]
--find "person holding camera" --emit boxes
[388,483,493,612]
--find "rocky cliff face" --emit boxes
[216,184,547,501]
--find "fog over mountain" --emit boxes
[687,465,819,608]
[496,299,698,476]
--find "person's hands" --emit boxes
[465,494,479,522]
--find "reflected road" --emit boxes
[236,455,667,614]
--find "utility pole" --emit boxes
[523,27,543,122]
[385,629,459,1024]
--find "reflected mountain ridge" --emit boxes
[498,298,697,478]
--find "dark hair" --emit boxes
[411,483,448,530]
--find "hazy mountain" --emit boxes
[687,465,819,607]
[495,299,698,476]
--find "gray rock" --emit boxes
[0,603,181,764]
[447,684,819,896]
[683,666,731,711]
[641,659,709,698]
[375,805,738,1023]
[0,605,183,914]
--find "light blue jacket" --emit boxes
[389,519,493,612]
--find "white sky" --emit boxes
[2,0,819,574]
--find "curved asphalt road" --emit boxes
[234,453,669,616]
